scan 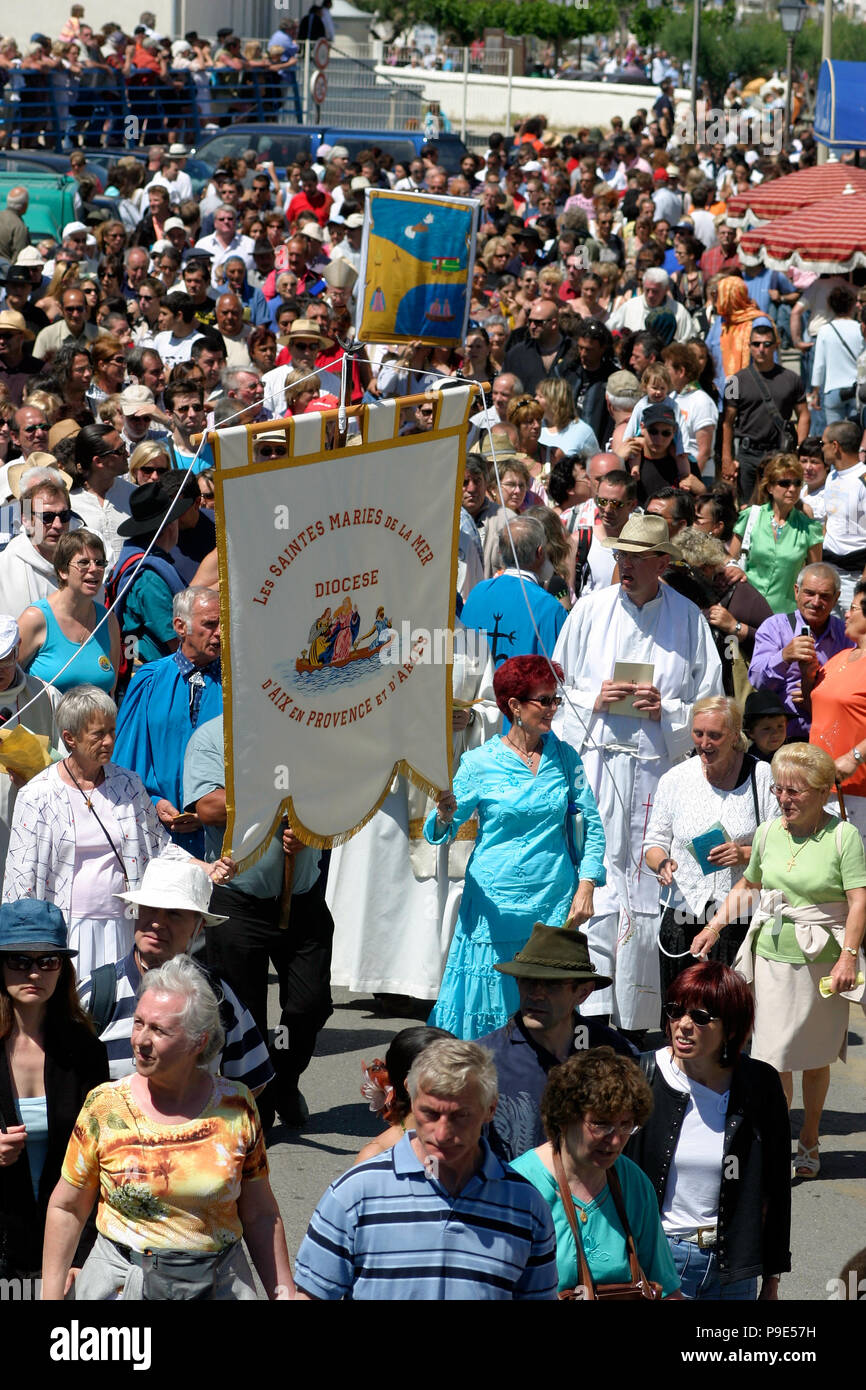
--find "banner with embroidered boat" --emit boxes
[354,188,479,348]
[210,386,473,865]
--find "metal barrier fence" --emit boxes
[300,43,427,128]
[1,42,512,150]
[1,65,304,152]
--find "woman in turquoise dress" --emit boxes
[425,655,605,1040]
[16,530,119,695]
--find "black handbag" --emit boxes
[827,323,858,400]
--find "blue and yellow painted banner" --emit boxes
[354,189,479,348]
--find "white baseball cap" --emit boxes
[164,217,186,233]
[119,384,160,418]
[62,221,88,239]
[346,213,365,228]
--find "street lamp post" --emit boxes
[690,0,700,122]
[779,0,808,150]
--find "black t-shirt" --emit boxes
[637,448,679,503]
[727,364,805,447]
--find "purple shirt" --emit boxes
[748,611,851,738]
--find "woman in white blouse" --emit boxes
[3,686,233,977]
[643,696,777,1010]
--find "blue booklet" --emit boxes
[687,822,729,875]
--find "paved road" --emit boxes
[264,986,866,1306]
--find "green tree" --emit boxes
[631,0,667,52]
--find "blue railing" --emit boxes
[1,66,303,152]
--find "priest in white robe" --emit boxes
[327,620,500,1002]
[552,513,723,1031]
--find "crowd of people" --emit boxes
[1,26,866,1304]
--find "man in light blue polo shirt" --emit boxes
[183,713,331,1130]
[294,1039,557,1301]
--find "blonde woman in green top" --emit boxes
[692,744,866,1180]
[729,454,823,614]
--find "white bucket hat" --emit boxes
[117,859,228,924]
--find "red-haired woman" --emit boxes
[627,962,791,1301]
[425,654,606,1039]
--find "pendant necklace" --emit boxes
[506,736,538,767]
[64,757,94,810]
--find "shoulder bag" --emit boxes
[552,1150,663,1301]
[554,740,584,868]
[828,322,858,402]
[748,365,798,452]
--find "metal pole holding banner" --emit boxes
[461,46,469,143]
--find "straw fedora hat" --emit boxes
[600,513,680,557]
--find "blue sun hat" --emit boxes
[0,901,75,954]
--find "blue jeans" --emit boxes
[822,387,858,426]
[669,1236,758,1301]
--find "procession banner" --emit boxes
[354,188,479,348]
[211,385,473,867]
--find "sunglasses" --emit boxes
[773,478,799,489]
[137,465,168,477]
[647,427,674,437]
[526,694,562,708]
[596,497,624,511]
[664,1003,717,1027]
[20,423,48,434]
[3,952,63,973]
[37,509,72,525]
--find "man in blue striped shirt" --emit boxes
[295,1040,557,1300]
[77,859,274,1095]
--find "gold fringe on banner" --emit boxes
[226,759,445,872]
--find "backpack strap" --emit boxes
[87,963,118,1037]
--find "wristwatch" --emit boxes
[844,945,858,957]
[853,747,863,764]
[734,622,742,636]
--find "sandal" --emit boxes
[793,1141,820,1178]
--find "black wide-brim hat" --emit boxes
[117,480,198,539]
[494,922,612,986]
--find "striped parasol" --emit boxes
[738,190,866,273]
[726,164,866,227]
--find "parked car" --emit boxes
[192,124,469,178]
[0,172,78,244]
